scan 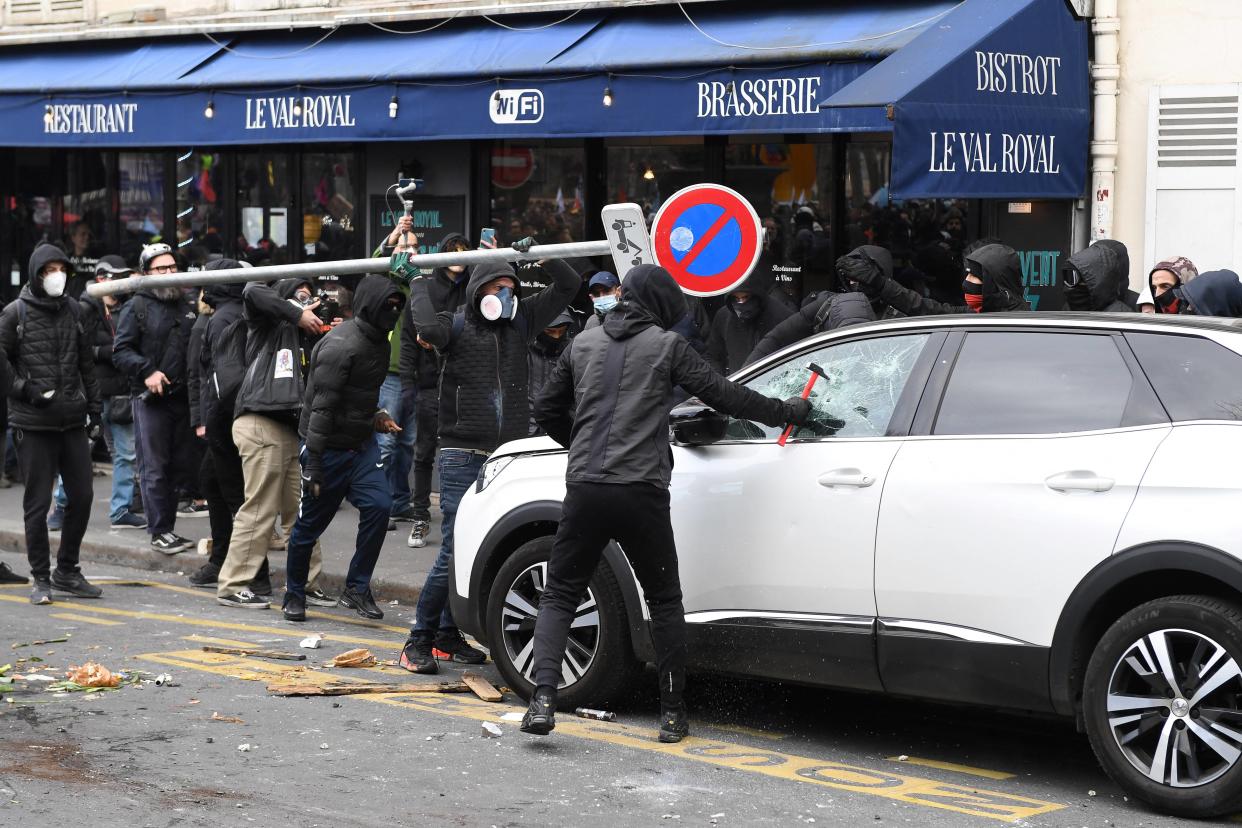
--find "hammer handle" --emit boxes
[777,371,822,447]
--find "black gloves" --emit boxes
[302,453,324,499]
[837,252,884,293]
[24,382,53,407]
[88,412,102,441]
[511,236,536,254]
[783,396,812,426]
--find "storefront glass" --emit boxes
[301,150,361,261]
[236,152,292,265]
[489,142,586,246]
[175,149,225,269]
[8,150,56,290]
[62,152,108,289]
[605,141,705,222]
[118,152,165,262]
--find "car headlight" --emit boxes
[476,455,515,493]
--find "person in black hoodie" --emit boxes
[398,243,579,674]
[1175,270,1242,317]
[112,243,199,555]
[520,263,810,741]
[852,242,1031,315]
[397,231,471,549]
[0,243,102,604]
[282,274,407,622]
[1062,240,1137,312]
[706,267,795,375]
[527,309,576,436]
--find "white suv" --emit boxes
[449,312,1242,818]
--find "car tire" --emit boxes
[1083,594,1242,817]
[485,535,640,709]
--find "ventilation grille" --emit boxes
[5,0,88,24]
[1157,95,1239,168]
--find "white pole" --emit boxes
[1091,0,1121,245]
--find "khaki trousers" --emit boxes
[217,413,322,596]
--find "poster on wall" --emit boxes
[368,194,467,261]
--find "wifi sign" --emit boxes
[489,89,544,124]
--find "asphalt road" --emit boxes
[0,551,1216,827]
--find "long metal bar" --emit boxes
[86,240,613,298]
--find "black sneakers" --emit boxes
[658,705,690,744]
[520,685,558,736]
[50,570,102,599]
[282,593,306,622]
[188,562,220,588]
[216,589,270,610]
[339,587,383,620]
[30,579,53,605]
[433,630,488,665]
[305,586,337,608]
[250,576,273,598]
[398,635,438,674]
[407,520,431,548]
[151,533,192,555]
[0,561,28,585]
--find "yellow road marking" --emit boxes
[142,648,1064,823]
[887,756,1016,781]
[182,634,267,649]
[50,612,124,627]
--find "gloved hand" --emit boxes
[302,454,324,499]
[782,396,813,427]
[837,252,884,293]
[510,236,536,254]
[88,412,103,441]
[388,251,421,286]
[24,382,53,408]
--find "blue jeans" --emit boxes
[285,438,392,599]
[55,399,136,523]
[377,373,417,511]
[411,448,484,637]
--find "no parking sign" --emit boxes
[651,184,762,297]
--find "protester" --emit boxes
[706,268,795,375]
[527,310,576,435]
[375,215,420,525]
[1062,240,1136,312]
[215,277,335,610]
[522,263,811,740]
[1143,256,1199,314]
[112,243,198,554]
[398,231,471,549]
[0,244,102,604]
[1175,270,1242,317]
[281,274,406,622]
[584,271,620,329]
[397,239,578,674]
[854,242,1030,315]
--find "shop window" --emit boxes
[237,153,292,265]
[8,150,55,289]
[61,152,108,293]
[175,149,226,270]
[489,142,585,246]
[118,152,165,265]
[606,142,705,222]
[302,151,361,261]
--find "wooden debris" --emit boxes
[201,646,306,662]
[210,712,244,724]
[462,672,503,702]
[266,681,469,697]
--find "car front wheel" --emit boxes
[1083,595,1242,817]
[485,536,640,708]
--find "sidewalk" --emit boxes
[0,468,443,605]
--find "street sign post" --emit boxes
[601,202,654,278]
[650,184,762,297]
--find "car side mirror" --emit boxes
[669,402,728,447]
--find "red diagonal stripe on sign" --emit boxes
[678,209,734,272]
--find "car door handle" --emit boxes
[1045,471,1115,493]
[818,469,875,489]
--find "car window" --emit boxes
[934,332,1150,435]
[1127,332,1242,421]
[724,333,931,441]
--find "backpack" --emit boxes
[15,296,82,346]
[209,315,249,406]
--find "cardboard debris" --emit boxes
[299,634,324,650]
[202,645,306,662]
[481,722,502,738]
[210,712,245,724]
[266,680,469,697]
[462,672,503,702]
[329,648,376,668]
[65,662,120,688]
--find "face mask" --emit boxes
[42,270,67,298]
[592,295,618,315]
[376,301,402,332]
[1154,288,1182,314]
[963,279,984,312]
[479,286,517,322]
[538,332,568,354]
[733,300,762,322]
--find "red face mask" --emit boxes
[964,292,984,312]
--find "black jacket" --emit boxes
[410,257,579,453]
[197,282,245,429]
[78,291,126,399]
[873,243,1030,316]
[1064,241,1135,312]
[235,279,317,424]
[1182,270,1242,317]
[534,264,793,489]
[301,275,405,454]
[187,312,211,428]
[0,277,100,432]
[112,287,198,395]
[747,291,877,365]
[527,310,576,436]
[399,232,471,391]
[706,269,795,375]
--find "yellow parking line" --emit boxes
[887,756,1016,781]
[50,612,124,627]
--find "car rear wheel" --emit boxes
[485,536,640,708]
[1083,595,1242,817]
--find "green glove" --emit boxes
[389,251,421,285]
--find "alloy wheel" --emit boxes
[500,561,601,689]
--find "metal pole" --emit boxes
[86,240,613,298]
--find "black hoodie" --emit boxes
[409,255,579,452]
[235,277,315,423]
[1181,270,1242,317]
[1063,241,1135,312]
[706,265,795,375]
[533,264,793,489]
[399,231,470,390]
[300,274,406,454]
[872,243,1030,315]
[193,261,248,428]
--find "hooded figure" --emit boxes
[1178,270,1242,317]
[854,242,1030,315]
[1145,256,1199,314]
[527,309,577,436]
[522,262,809,741]
[706,265,795,375]
[1062,240,1135,312]
[189,259,247,431]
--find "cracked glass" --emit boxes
[724,333,931,441]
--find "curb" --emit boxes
[0,528,425,607]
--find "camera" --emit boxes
[298,288,341,328]
[139,380,179,403]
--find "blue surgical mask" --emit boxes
[592,295,618,315]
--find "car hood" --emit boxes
[490,435,565,460]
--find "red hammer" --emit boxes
[778,362,828,447]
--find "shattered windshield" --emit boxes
[724,333,931,440]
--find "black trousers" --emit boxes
[410,387,439,521]
[199,410,247,568]
[531,481,686,707]
[17,428,93,582]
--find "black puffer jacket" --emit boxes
[0,247,100,431]
[747,289,878,365]
[301,275,405,454]
[1063,241,1135,312]
[78,291,126,398]
[398,232,471,390]
[409,257,579,453]
[872,243,1030,315]
[198,279,246,428]
[706,267,795,375]
[235,279,316,424]
[112,284,197,395]
[534,264,795,489]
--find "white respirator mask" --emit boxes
[43,270,67,298]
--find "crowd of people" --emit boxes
[0,203,1232,742]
